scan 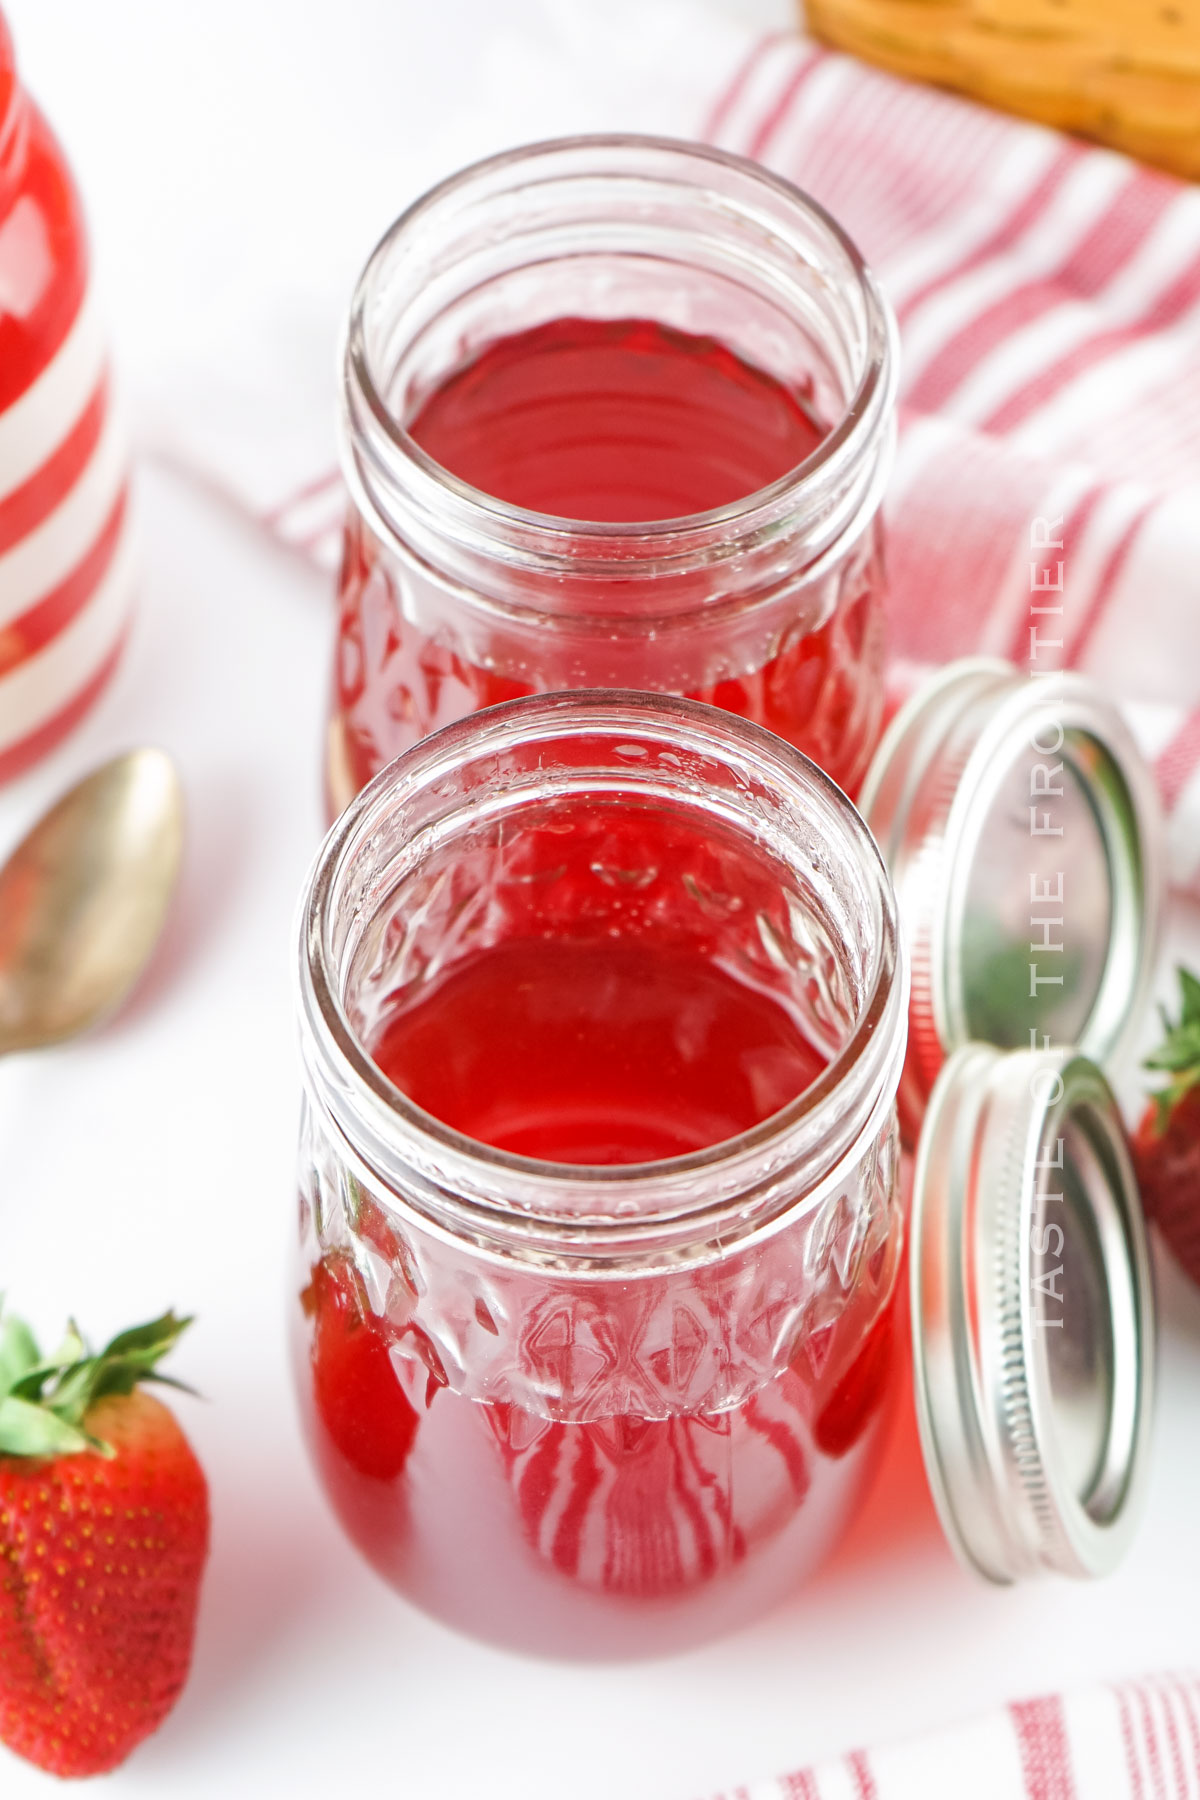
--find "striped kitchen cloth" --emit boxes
[701,32,1200,901]
[707,1674,1200,1800]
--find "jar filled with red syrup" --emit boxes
[327,137,896,815]
[296,692,907,1656]
[295,670,1164,1653]
[0,11,132,782]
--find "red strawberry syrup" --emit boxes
[369,937,829,1165]
[300,922,899,1654]
[409,316,826,522]
[331,317,887,806]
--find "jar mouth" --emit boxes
[299,691,906,1245]
[342,133,897,586]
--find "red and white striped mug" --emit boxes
[0,9,133,783]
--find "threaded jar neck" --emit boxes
[340,134,897,618]
[298,691,907,1270]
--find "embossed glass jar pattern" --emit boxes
[329,135,897,814]
[295,693,907,1656]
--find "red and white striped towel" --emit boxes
[709,1675,1200,1800]
[703,34,1200,901]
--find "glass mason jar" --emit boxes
[295,692,907,1657]
[0,10,133,782]
[328,136,897,816]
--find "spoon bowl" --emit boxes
[0,751,184,1057]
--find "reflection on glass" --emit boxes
[960,738,1112,1048]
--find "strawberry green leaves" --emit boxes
[0,1313,41,1398]
[0,1397,96,1458]
[0,1306,193,1459]
[1145,967,1200,1132]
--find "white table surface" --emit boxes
[2,4,1199,1796]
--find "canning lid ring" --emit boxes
[910,1044,1156,1584]
[860,659,1163,1117]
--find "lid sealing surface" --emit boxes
[860,658,1163,1137]
[862,657,1163,1586]
[911,1044,1155,1584]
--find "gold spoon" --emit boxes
[0,750,184,1056]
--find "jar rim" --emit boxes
[298,690,906,1248]
[341,133,897,579]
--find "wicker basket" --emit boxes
[805,0,1200,180]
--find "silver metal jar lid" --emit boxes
[910,1044,1155,1583]
[859,659,1163,1137]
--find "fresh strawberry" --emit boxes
[1132,965,1200,1288]
[0,1308,208,1779]
[302,1254,418,1481]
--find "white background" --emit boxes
[2,3,1199,1796]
